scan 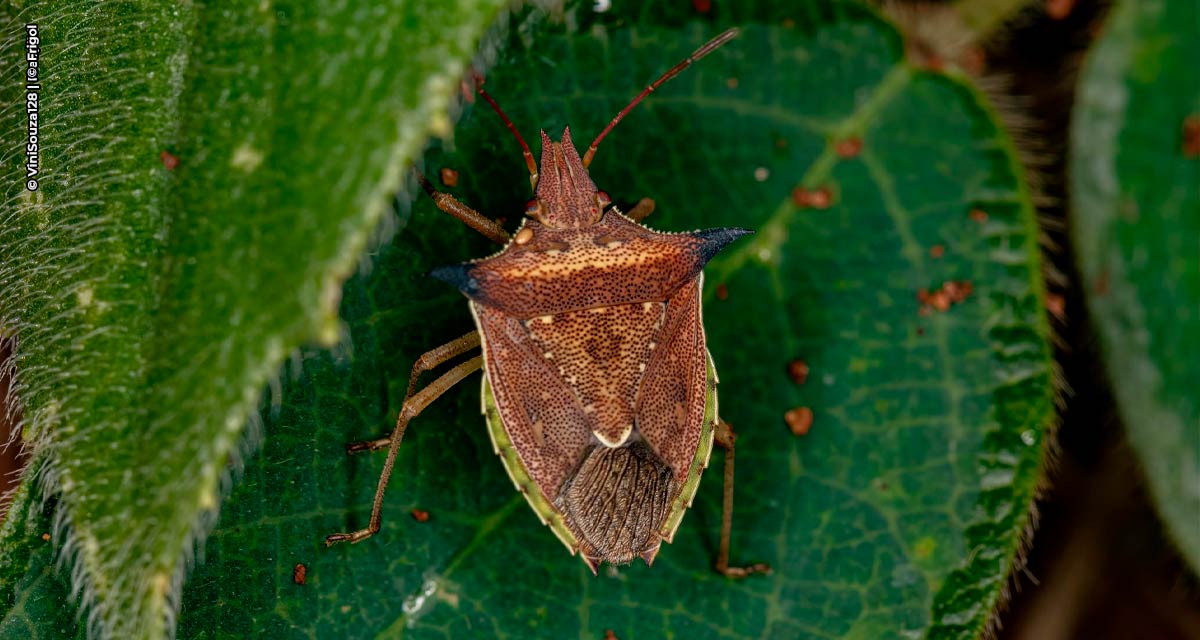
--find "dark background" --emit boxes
[981,0,1200,637]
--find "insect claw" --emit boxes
[716,562,773,579]
[581,554,600,575]
[640,545,661,567]
[325,533,350,547]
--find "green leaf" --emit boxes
[0,483,77,640]
[1070,0,1200,570]
[0,1,506,638]
[4,1,1056,638]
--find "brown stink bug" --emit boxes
[326,28,770,578]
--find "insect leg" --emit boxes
[625,197,656,223]
[347,331,481,452]
[713,419,773,578]
[326,354,484,546]
[416,171,510,244]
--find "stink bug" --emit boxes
[327,28,770,578]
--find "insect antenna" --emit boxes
[582,27,739,168]
[474,72,538,188]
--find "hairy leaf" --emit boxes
[0,1,507,637]
[1070,0,1200,570]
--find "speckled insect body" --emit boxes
[327,28,770,578]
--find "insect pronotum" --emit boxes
[326,27,770,578]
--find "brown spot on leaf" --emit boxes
[918,281,973,314]
[604,631,619,640]
[809,187,833,209]
[1183,115,1200,158]
[440,167,459,187]
[691,0,711,13]
[726,77,739,90]
[942,280,973,303]
[410,508,430,522]
[715,283,729,301]
[787,359,809,385]
[41,533,50,542]
[785,407,814,436]
[292,563,307,586]
[781,18,795,29]
[929,244,945,258]
[970,208,988,224]
[792,186,833,209]
[1094,271,1110,295]
[160,150,179,171]
[835,137,863,158]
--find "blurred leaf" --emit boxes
[0,1,506,638]
[3,0,1055,638]
[1070,0,1200,570]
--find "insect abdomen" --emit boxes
[556,438,675,565]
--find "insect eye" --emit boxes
[525,199,541,215]
[595,191,612,208]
